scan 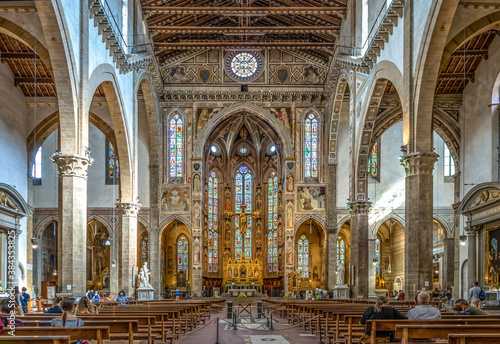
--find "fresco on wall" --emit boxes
[160,185,191,213]
[269,108,291,130]
[169,66,188,83]
[297,186,325,211]
[197,108,222,131]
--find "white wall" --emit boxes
[32,131,59,208]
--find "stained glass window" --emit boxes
[231,53,258,78]
[169,113,183,178]
[268,172,278,272]
[367,141,379,179]
[177,235,189,272]
[235,166,252,259]
[208,172,219,272]
[336,236,345,267]
[304,113,318,178]
[298,234,309,279]
[141,235,149,265]
[375,238,380,275]
[106,139,120,181]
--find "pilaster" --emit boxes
[148,227,161,298]
[51,153,92,296]
[116,202,142,296]
[348,200,371,298]
[401,151,438,295]
[465,225,480,289]
[327,164,337,289]
[368,238,377,299]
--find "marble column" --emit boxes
[116,202,141,296]
[327,164,337,289]
[443,237,455,292]
[368,238,377,299]
[51,153,92,296]
[401,152,438,295]
[466,226,478,290]
[348,201,371,298]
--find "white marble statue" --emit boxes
[138,268,146,287]
[142,262,150,286]
[336,261,345,286]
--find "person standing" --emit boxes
[88,290,95,301]
[175,289,180,301]
[468,281,482,308]
[18,287,30,314]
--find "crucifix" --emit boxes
[226,204,260,232]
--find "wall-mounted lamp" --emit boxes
[459,235,467,246]
[31,238,39,249]
[372,259,377,266]
[104,238,111,246]
[53,269,57,276]
[400,145,407,154]
[111,260,116,268]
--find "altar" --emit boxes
[229,288,257,297]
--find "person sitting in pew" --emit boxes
[116,290,128,306]
[406,292,441,320]
[455,299,487,315]
[452,303,470,315]
[47,297,63,314]
[0,299,23,328]
[75,296,98,315]
[51,298,84,328]
[359,296,407,343]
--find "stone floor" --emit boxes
[176,310,322,344]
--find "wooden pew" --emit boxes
[395,325,500,344]
[10,327,110,344]
[0,336,70,344]
[449,334,500,344]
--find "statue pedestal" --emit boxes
[333,285,350,299]
[137,285,154,300]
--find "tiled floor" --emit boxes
[176,311,323,344]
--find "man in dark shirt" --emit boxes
[455,299,487,315]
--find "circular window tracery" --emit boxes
[225,51,264,82]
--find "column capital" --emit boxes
[400,151,438,177]
[465,225,482,235]
[50,153,93,179]
[348,201,371,216]
[148,227,161,237]
[116,202,142,217]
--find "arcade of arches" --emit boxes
[1,0,500,302]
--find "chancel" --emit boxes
[2,0,500,343]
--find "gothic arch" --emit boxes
[194,102,293,159]
[328,76,351,164]
[34,216,58,239]
[159,215,192,234]
[137,74,161,167]
[412,0,461,152]
[433,215,453,238]
[294,215,327,235]
[370,213,406,240]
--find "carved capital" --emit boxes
[465,225,482,236]
[51,153,93,179]
[348,201,371,216]
[116,202,142,217]
[400,151,438,177]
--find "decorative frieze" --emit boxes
[50,153,93,179]
[400,152,439,177]
[116,202,142,217]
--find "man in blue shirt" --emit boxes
[18,287,30,314]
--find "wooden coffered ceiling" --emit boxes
[141,0,348,63]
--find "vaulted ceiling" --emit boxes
[141,0,348,64]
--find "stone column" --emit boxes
[401,152,438,295]
[442,237,455,292]
[348,201,371,298]
[149,164,161,298]
[109,230,119,296]
[327,164,337,289]
[149,228,161,298]
[51,153,92,296]
[466,226,478,289]
[116,202,141,296]
[452,171,461,299]
[368,238,377,299]
[14,230,21,287]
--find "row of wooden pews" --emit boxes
[263,298,500,344]
[0,299,225,344]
